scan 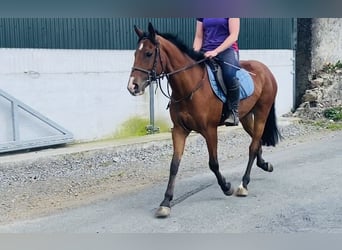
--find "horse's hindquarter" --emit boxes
[239,60,277,117]
[240,60,277,95]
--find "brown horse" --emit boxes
[127,23,281,218]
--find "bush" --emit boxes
[322,60,342,73]
[323,107,342,121]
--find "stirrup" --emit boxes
[224,112,239,126]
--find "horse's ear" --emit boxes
[148,22,156,42]
[134,25,144,39]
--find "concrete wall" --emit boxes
[311,18,342,72]
[295,18,342,108]
[0,48,294,142]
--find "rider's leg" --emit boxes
[224,77,240,126]
[217,49,240,126]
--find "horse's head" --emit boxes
[127,22,163,96]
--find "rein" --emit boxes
[166,58,207,77]
[168,67,206,103]
[158,58,207,103]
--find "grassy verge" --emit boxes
[312,120,342,131]
[322,106,342,130]
[302,107,342,131]
[111,116,171,139]
[299,107,342,131]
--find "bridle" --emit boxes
[131,38,163,83]
[131,37,207,102]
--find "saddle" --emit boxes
[205,59,254,104]
[206,59,228,96]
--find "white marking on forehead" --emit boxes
[139,42,144,51]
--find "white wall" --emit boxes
[0,48,294,142]
[240,50,295,116]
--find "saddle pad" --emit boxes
[206,65,254,103]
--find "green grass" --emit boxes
[316,121,342,131]
[316,107,342,131]
[325,122,342,131]
[112,116,171,139]
[303,119,342,131]
[299,107,342,131]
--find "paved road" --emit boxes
[0,130,341,233]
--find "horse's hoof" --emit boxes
[224,185,234,196]
[258,162,274,172]
[267,163,274,172]
[155,206,171,218]
[235,183,248,197]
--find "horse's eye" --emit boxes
[145,51,153,57]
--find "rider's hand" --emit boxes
[204,50,218,58]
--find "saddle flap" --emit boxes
[206,64,254,103]
[206,60,227,95]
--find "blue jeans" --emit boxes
[216,48,240,89]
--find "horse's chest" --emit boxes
[170,103,204,130]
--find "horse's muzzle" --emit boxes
[127,77,145,96]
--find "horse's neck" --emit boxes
[162,44,203,96]
[163,48,192,74]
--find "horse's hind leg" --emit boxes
[237,112,269,196]
[242,114,274,173]
[237,113,255,196]
[155,126,189,218]
[256,147,274,172]
[205,128,234,196]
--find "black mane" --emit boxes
[157,32,205,62]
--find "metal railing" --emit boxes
[0,89,73,153]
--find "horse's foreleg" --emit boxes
[205,128,234,196]
[155,126,188,218]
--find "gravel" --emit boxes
[0,118,330,224]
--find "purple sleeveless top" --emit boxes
[197,18,239,52]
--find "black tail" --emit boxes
[261,103,282,146]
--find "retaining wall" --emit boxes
[0,48,294,141]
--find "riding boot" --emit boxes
[224,77,240,126]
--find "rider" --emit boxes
[193,18,241,126]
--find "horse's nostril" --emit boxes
[133,83,139,91]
